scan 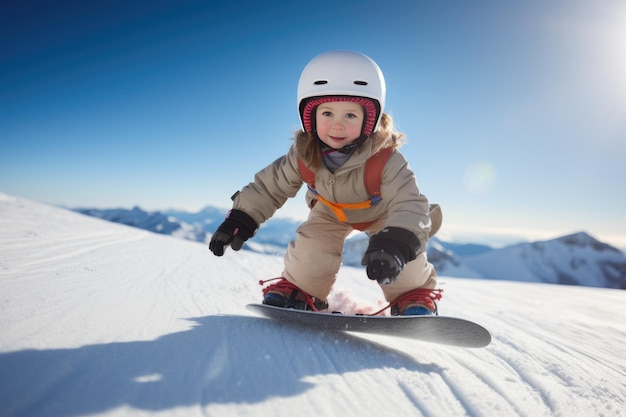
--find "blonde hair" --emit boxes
[296,112,404,170]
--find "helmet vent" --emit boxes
[314,80,328,85]
[354,80,368,86]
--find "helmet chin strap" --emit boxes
[339,134,367,153]
[316,133,368,154]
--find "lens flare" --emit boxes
[464,162,496,196]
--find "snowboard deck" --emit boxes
[247,303,491,348]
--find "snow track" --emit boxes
[1,193,625,417]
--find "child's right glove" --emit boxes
[361,227,420,285]
[209,209,258,256]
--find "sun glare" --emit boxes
[609,5,626,79]
[551,1,626,145]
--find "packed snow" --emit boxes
[1,193,625,417]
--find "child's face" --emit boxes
[315,101,365,150]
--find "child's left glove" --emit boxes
[361,227,420,285]
[209,209,258,256]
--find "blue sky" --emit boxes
[2,0,625,248]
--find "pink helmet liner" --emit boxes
[301,96,379,137]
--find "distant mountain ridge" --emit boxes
[74,206,626,290]
[75,207,207,242]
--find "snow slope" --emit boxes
[75,205,626,289]
[1,193,625,417]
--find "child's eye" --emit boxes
[322,111,332,117]
[346,113,358,119]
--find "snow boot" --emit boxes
[261,278,328,312]
[390,288,443,316]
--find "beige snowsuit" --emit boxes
[232,129,437,303]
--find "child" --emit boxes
[209,50,441,315]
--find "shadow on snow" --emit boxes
[1,315,445,416]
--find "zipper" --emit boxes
[328,174,337,202]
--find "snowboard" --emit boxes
[246,303,491,348]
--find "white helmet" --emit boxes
[297,50,386,137]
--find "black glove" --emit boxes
[209,209,258,256]
[361,227,420,285]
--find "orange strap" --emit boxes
[297,148,394,225]
[312,193,373,222]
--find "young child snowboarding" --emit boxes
[209,50,441,315]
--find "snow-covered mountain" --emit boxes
[2,192,625,417]
[73,206,302,255]
[75,206,208,243]
[424,238,486,279]
[75,205,626,290]
[461,232,626,288]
